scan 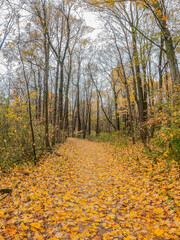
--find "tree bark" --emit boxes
[77,59,81,131]
[52,57,60,146]
[96,93,100,136]
[44,32,51,150]
[64,58,72,135]
[143,0,180,84]
[132,29,147,143]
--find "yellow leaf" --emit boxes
[34,232,44,240]
[21,223,29,230]
[154,228,164,236]
[163,151,168,157]
[54,232,64,238]
[108,213,116,219]
[0,210,4,217]
[86,231,91,237]
[71,226,79,231]
[112,208,116,213]
[169,228,177,234]
[105,215,111,221]
[30,222,42,229]
[62,225,68,230]
[128,236,136,240]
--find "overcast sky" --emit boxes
[83,11,103,39]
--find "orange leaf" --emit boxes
[162,15,168,21]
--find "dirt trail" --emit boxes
[0,138,179,240]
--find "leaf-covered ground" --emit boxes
[0,138,180,240]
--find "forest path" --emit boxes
[0,138,180,239]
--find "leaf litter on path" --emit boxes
[0,138,179,239]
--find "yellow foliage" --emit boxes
[0,139,179,239]
[154,228,164,236]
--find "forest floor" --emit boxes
[0,138,180,240]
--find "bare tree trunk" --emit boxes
[32,0,51,149]
[149,61,155,139]
[44,34,51,150]
[83,94,90,139]
[77,59,81,131]
[88,100,91,136]
[64,54,72,135]
[31,65,38,120]
[37,68,42,121]
[82,100,87,139]
[96,93,100,136]
[164,32,180,85]
[165,65,169,101]
[18,42,37,164]
[145,0,180,85]
[72,97,77,137]
[64,82,70,136]
[58,65,64,133]
[52,58,60,146]
[158,36,164,111]
[132,29,147,143]
[113,89,120,131]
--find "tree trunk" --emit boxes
[37,68,42,121]
[88,101,91,136]
[44,33,51,150]
[64,73,71,135]
[52,58,60,146]
[72,97,77,137]
[58,65,64,135]
[114,89,120,131]
[144,0,180,84]
[18,42,37,164]
[77,60,81,131]
[96,93,100,136]
[158,36,164,111]
[132,30,147,143]
[64,53,72,135]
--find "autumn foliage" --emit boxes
[1,139,180,239]
[0,0,180,238]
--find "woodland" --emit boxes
[0,0,180,239]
